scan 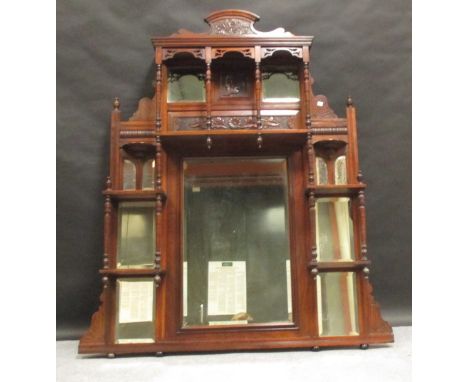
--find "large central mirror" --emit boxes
[182,157,292,327]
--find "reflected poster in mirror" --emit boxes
[182,157,293,327]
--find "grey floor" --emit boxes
[57,326,411,382]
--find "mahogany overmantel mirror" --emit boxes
[79,9,393,356]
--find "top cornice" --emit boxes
[151,9,313,47]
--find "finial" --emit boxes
[257,134,263,149]
[105,176,112,190]
[363,267,370,279]
[346,95,353,107]
[113,97,120,110]
[357,170,364,183]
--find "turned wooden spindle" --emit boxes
[358,190,368,262]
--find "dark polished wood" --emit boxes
[79,9,393,356]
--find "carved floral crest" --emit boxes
[210,18,252,35]
[169,10,294,37]
[205,10,294,36]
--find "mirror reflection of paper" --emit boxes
[118,280,154,323]
[117,338,154,344]
[208,261,246,316]
[209,320,248,326]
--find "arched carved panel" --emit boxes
[162,48,205,61]
[261,47,303,59]
[213,48,254,59]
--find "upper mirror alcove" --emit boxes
[125,9,342,124]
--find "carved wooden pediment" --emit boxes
[171,9,294,37]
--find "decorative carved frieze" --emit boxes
[213,116,255,129]
[120,130,156,138]
[173,115,296,131]
[210,18,253,35]
[262,71,299,81]
[261,47,303,59]
[172,117,206,131]
[213,47,254,59]
[262,116,296,129]
[199,10,294,37]
[311,127,348,135]
[162,48,205,60]
[168,72,205,83]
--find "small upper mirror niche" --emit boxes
[123,159,137,190]
[168,72,205,102]
[261,53,301,103]
[142,159,155,190]
[182,157,293,327]
[121,143,156,190]
[314,140,348,185]
[262,72,300,102]
[166,53,206,103]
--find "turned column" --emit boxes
[255,45,262,148]
[205,47,212,149]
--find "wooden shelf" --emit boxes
[316,260,370,272]
[160,129,308,154]
[103,190,167,201]
[306,184,366,196]
[99,268,166,277]
[160,129,306,137]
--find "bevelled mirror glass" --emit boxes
[182,157,292,327]
[334,155,347,185]
[317,272,359,337]
[315,157,328,185]
[262,72,300,102]
[168,72,205,102]
[117,201,155,268]
[116,278,155,343]
[142,159,155,190]
[316,197,355,261]
[123,159,136,190]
